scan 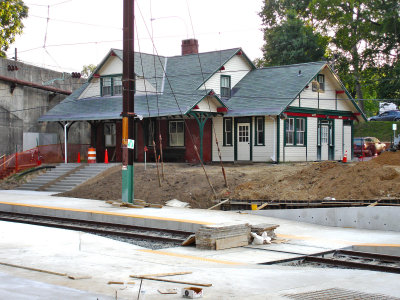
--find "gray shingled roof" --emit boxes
[40,48,243,121]
[39,87,219,121]
[225,61,326,116]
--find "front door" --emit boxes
[237,123,250,160]
[320,125,329,160]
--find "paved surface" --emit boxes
[0,190,400,299]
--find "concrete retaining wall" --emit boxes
[250,207,400,232]
[0,57,90,155]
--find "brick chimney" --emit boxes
[181,39,199,55]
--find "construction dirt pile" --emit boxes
[53,151,400,208]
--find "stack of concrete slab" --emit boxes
[195,222,250,250]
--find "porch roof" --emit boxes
[38,89,221,122]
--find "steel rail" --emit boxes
[336,250,400,262]
[0,212,191,244]
[305,256,400,274]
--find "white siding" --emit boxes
[283,147,307,162]
[343,125,352,160]
[252,117,275,162]
[99,56,122,75]
[290,96,300,107]
[212,117,234,161]
[307,117,318,161]
[334,119,343,160]
[193,96,219,112]
[298,87,318,108]
[199,55,252,94]
[318,69,336,110]
[79,78,100,99]
[279,118,284,162]
[337,94,356,111]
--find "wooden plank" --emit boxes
[130,276,212,287]
[256,201,273,210]
[215,235,248,250]
[130,271,192,278]
[108,281,135,285]
[0,262,66,277]
[67,274,91,280]
[182,234,196,246]
[208,198,230,210]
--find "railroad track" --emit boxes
[270,249,400,274]
[0,212,193,249]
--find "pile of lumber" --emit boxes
[195,223,250,250]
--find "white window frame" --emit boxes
[104,123,116,147]
[296,118,305,146]
[286,118,295,145]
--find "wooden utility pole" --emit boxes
[121,0,135,203]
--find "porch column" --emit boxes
[189,112,213,162]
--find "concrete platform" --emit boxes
[0,190,400,299]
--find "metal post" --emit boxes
[121,0,135,203]
[64,122,70,164]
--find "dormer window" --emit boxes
[220,75,231,98]
[312,74,325,92]
[102,77,112,96]
[101,75,123,96]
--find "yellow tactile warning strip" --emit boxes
[137,249,244,265]
[0,201,215,225]
[277,234,400,247]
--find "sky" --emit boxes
[6,0,265,73]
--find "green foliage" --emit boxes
[258,11,328,67]
[354,121,400,142]
[81,64,97,78]
[258,0,400,112]
[0,0,28,58]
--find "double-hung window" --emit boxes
[296,118,305,146]
[255,117,264,145]
[286,118,295,145]
[223,118,233,146]
[285,117,306,146]
[113,76,123,95]
[220,75,231,98]
[102,77,112,96]
[101,76,123,96]
[169,120,184,147]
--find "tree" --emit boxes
[259,0,400,112]
[81,64,97,78]
[0,0,28,58]
[258,11,328,67]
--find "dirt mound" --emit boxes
[16,151,399,208]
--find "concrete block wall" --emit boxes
[0,57,90,155]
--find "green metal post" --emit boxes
[190,112,211,163]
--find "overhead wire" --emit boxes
[185,0,228,189]
[136,1,217,198]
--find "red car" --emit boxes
[354,137,386,157]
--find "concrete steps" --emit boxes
[17,163,117,192]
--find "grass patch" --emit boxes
[354,121,400,142]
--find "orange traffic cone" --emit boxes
[104,149,109,164]
[343,150,347,163]
[77,152,81,163]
